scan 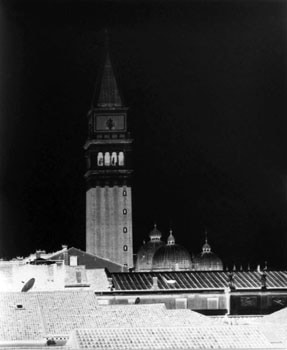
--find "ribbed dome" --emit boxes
[135,225,165,272]
[152,231,192,271]
[193,238,223,271]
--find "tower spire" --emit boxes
[95,31,123,108]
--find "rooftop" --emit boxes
[110,270,287,291]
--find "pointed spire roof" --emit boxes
[97,52,123,108]
[95,31,123,108]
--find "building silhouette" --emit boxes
[84,41,133,268]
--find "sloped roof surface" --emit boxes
[67,325,283,349]
[111,271,287,290]
[49,247,126,272]
[96,52,123,108]
[0,292,45,341]
[0,291,98,339]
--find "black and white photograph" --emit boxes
[0,0,287,348]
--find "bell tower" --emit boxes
[84,40,133,268]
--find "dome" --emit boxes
[202,241,211,252]
[135,225,165,272]
[149,224,163,241]
[193,238,223,271]
[152,230,192,271]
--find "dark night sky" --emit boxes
[0,0,286,269]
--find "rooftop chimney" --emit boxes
[152,276,159,290]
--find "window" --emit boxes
[123,190,127,196]
[123,245,128,251]
[118,152,124,166]
[70,256,78,266]
[123,209,127,215]
[97,152,104,166]
[104,152,110,166]
[111,152,117,166]
[123,227,128,233]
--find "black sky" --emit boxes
[0,0,286,269]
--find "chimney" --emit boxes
[227,272,235,291]
[261,271,267,290]
[152,276,159,290]
[62,245,69,265]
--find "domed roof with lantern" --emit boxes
[193,232,223,271]
[152,230,192,271]
[135,224,165,272]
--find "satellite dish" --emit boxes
[21,278,35,292]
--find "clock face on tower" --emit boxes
[95,115,126,132]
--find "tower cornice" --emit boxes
[89,106,129,113]
[84,169,133,178]
[84,138,133,150]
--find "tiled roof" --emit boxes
[0,292,45,341]
[67,325,284,349]
[37,291,99,336]
[93,304,214,328]
[111,271,287,291]
[1,290,286,349]
[0,291,99,340]
[0,292,214,340]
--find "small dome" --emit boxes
[193,237,223,271]
[152,230,192,271]
[202,239,211,253]
[135,225,165,272]
[149,224,162,241]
